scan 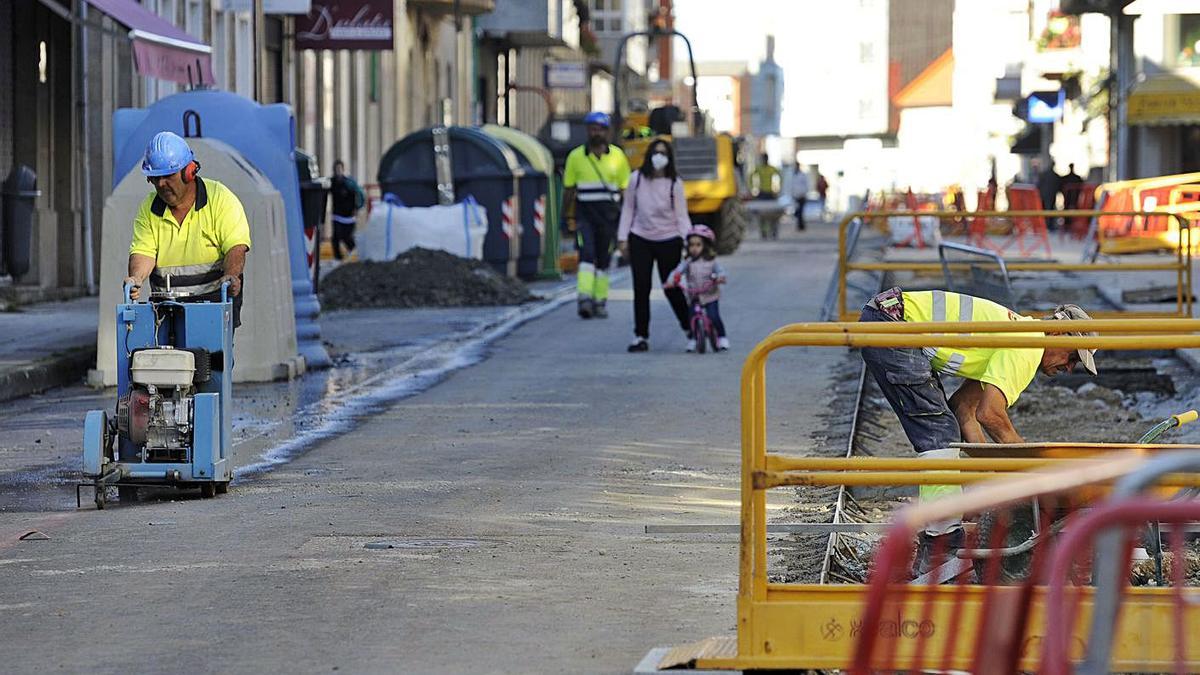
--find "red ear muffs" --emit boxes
[182,161,198,183]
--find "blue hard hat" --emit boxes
[584,111,611,128]
[141,131,195,177]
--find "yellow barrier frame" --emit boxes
[666,319,1200,671]
[835,210,1195,322]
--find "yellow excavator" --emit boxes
[613,28,749,254]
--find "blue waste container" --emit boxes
[378,127,524,276]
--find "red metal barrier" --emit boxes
[850,484,1200,673]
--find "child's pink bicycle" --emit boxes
[682,277,721,354]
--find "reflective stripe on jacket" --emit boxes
[901,290,1043,406]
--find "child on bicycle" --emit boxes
[664,225,729,352]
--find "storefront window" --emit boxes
[1177,15,1200,67]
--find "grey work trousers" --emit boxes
[858,305,961,453]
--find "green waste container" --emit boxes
[482,125,561,279]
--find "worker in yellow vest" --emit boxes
[859,286,1096,575]
[562,112,631,319]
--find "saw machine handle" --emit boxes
[1173,410,1198,427]
[1139,410,1199,444]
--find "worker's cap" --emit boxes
[1048,303,1098,375]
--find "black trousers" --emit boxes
[577,216,616,270]
[332,221,356,259]
[629,233,689,338]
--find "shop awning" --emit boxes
[84,0,213,85]
[1128,69,1200,126]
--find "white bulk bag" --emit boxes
[887,213,943,247]
[360,195,488,261]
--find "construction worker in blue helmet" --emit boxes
[562,111,631,318]
[124,131,252,327]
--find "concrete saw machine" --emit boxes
[81,282,234,509]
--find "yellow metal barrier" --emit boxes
[661,319,1200,672]
[835,210,1195,322]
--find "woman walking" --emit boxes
[617,139,692,352]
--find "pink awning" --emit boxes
[85,0,213,86]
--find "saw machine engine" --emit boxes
[117,348,207,462]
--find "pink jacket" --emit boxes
[617,173,691,242]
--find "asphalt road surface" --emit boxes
[0,225,842,674]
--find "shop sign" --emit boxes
[545,62,589,90]
[295,1,393,51]
[1129,92,1200,125]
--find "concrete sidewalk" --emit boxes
[0,296,98,403]
[0,272,576,405]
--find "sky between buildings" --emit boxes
[674,0,884,139]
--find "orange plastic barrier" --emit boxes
[967,189,995,250]
[1096,172,1200,252]
[1004,184,1053,258]
[1062,182,1096,240]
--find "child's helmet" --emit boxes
[687,225,716,242]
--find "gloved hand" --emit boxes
[123,276,143,301]
[219,274,242,298]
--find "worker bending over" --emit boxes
[123,131,252,327]
[859,287,1096,569]
[562,111,631,319]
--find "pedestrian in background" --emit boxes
[816,172,830,219]
[791,165,810,231]
[618,139,692,352]
[1034,158,1061,229]
[330,159,365,260]
[562,111,631,319]
[1060,162,1083,211]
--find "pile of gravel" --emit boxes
[320,248,535,310]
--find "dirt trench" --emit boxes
[774,346,1200,585]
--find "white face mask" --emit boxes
[650,153,669,171]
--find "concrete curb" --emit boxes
[0,267,597,408]
[0,346,97,404]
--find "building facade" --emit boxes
[476,0,590,136]
[0,0,494,298]
[1126,10,1200,178]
